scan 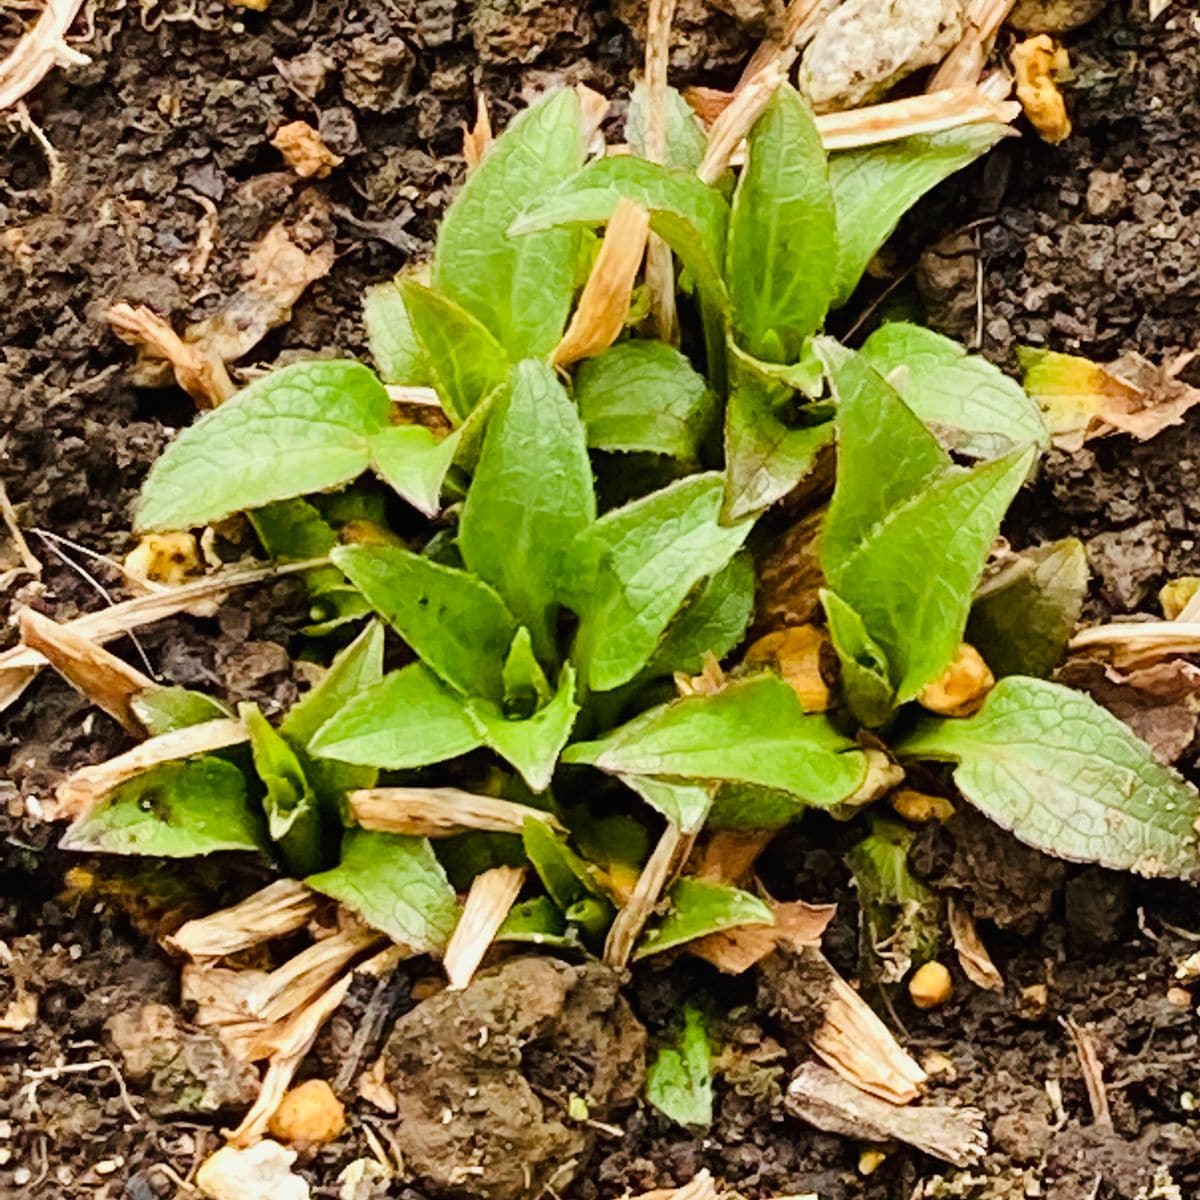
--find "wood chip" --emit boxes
[56,717,249,821]
[349,787,563,838]
[552,197,650,367]
[786,1061,987,1166]
[19,607,155,735]
[443,866,526,990]
[107,302,235,407]
[167,880,320,960]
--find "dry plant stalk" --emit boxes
[642,0,680,344]
[443,865,526,990]
[350,787,563,838]
[107,303,235,407]
[604,824,696,968]
[0,0,89,111]
[815,86,1019,151]
[56,717,249,820]
[0,559,326,717]
[806,950,927,1103]
[947,898,1004,992]
[698,59,788,185]
[0,480,41,578]
[928,0,1019,90]
[228,944,406,1145]
[738,0,830,86]
[462,94,493,169]
[168,880,321,960]
[1062,1017,1112,1129]
[553,198,651,367]
[19,608,155,735]
[246,925,385,1022]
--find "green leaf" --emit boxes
[309,663,485,769]
[635,877,773,959]
[821,588,896,727]
[495,896,582,950]
[510,157,731,386]
[828,124,1010,308]
[307,828,460,951]
[59,759,267,857]
[967,539,1088,679]
[502,626,553,716]
[435,89,584,358]
[400,281,510,422]
[466,666,579,793]
[706,783,807,831]
[566,474,753,691]
[727,85,836,363]
[281,622,386,809]
[460,360,595,664]
[364,279,431,386]
[620,775,712,834]
[565,673,867,804]
[817,339,949,571]
[898,676,1200,879]
[859,322,1048,458]
[574,341,718,464]
[333,543,518,701]
[250,497,338,561]
[627,82,708,172]
[828,446,1035,701]
[522,817,614,939]
[136,360,392,532]
[242,703,324,876]
[643,551,755,679]
[646,1005,714,1129]
[131,688,231,737]
[723,359,834,521]
[846,817,940,981]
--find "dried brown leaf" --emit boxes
[19,607,155,735]
[462,94,493,169]
[692,829,774,886]
[916,643,995,716]
[691,899,836,975]
[744,625,831,712]
[443,865,526,990]
[271,120,342,179]
[947,898,1004,992]
[553,197,650,367]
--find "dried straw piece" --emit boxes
[0,0,89,111]
[553,198,650,367]
[349,786,563,838]
[947,898,1004,992]
[245,925,386,1022]
[19,608,155,735]
[107,303,235,408]
[0,559,325,716]
[814,87,1019,151]
[56,717,249,820]
[697,59,788,185]
[738,0,831,86]
[167,880,320,960]
[928,0,1019,90]
[604,824,696,969]
[182,962,273,1062]
[1069,621,1200,669]
[228,944,406,1145]
[444,865,526,990]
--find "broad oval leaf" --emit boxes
[898,676,1200,879]
[634,877,774,959]
[309,663,485,768]
[460,360,595,664]
[967,539,1088,679]
[564,673,868,804]
[363,278,431,386]
[565,474,753,692]
[828,124,1010,308]
[627,82,708,172]
[307,828,460,952]
[646,1005,713,1129]
[727,85,837,364]
[131,687,232,737]
[59,759,267,857]
[859,322,1048,459]
[136,360,391,532]
[333,543,518,701]
[574,341,719,464]
[434,89,585,359]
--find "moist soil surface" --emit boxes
[2,1,1200,1197]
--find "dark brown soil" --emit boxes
[3,1,1200,1197]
